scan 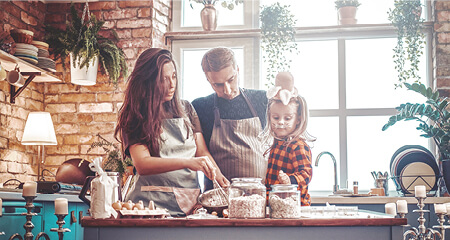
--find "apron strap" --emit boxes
[213,88,258,127]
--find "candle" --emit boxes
[435,203,447,214]
[0,198,2,216]
[414,185,426,198]
[55,198,68,215]
[396,200,408,214]
[385,202,397,216]
[445,203,450,213]
[22,181,37,197]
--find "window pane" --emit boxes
[308,117,340,192]
[181,0,244,28]
[180,48,245,102]
[346,38,427,109]
[347,116,429,193]
[291,40,339,110]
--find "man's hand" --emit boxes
[278,170,291,184]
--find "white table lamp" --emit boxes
[21,112,57,181]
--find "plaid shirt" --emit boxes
[265,138,312,206]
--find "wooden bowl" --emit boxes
[10,29,34,44]
[55,158,95,185]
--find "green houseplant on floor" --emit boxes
[388,0,425,88]
[45,4,127,87]
[260,2,298,86]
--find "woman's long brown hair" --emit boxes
[115,48,185,157]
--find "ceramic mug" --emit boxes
[7,66,25,87]
[0,63,6,81]
[369,187,385,196]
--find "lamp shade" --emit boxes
[21,112,57,145]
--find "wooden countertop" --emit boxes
[81,216,407,228]
[311,196,450,204]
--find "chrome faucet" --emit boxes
[315,151,339,193]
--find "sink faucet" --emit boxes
[315,151,339,193]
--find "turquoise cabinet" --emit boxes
[0,201,43,239]
[0,193,89,240]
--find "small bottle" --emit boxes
[353,181,359,195]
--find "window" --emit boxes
[170,0,432,195]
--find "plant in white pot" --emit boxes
[335,0,361,25]
[45,4,127,87]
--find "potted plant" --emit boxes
[335,0,361,25]
[189,0,243,31]
[260,2,298,86]
[382,83,450,190]
[388,0,425,89]
[87,134,133,180]
[45,4,127,87]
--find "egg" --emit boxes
[112,201,122,211]
[122,200,134,210]
[133,200,144,210]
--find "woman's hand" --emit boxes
[186,156,216,180]
[278,170,291,184]
[214,169,230,188]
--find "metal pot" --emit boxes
[55,158,95,185]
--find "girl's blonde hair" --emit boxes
[260,94,316,155]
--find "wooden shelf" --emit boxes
[0,49,62,103]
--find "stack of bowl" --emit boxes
[10,29,38,65]
[32,41,55,72]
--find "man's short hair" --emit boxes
[201,47,237,73]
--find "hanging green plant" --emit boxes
[45,3,128,87]
[388,0,425,88]
[260,2,298,86]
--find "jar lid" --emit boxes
[231,177,262,183]
[270,184,298,191]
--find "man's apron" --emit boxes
[125,118,200,217]
[208,89,266,186]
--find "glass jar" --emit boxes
[228,178,266,219]
[269,184,301,218]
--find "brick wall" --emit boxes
[0,0,172,184]
[435,0,450,96]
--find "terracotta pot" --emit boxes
[338,6,357,25]
[200,4,217,31]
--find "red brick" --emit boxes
[88,2,116,11]
[21,11,38,26]
[132,28,152,38]
[46,3,70,13]
[119,1,152,8]
[12,1,29,12]
[117,19,152,29]
[437,10,450,21]
[138,8,151,18]
[115,29,132,39]
[154,1,170,16]
[104,9,138,20]
[118,38,152,49]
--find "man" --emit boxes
[192,47,268,190]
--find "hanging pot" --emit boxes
[200,4,217,31]
[338,6,357,25]
[70,53,99,86]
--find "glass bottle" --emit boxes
[269,184,301,218]
[228,178,266,219]
[353,181,359,195]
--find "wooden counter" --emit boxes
[82,214,407,240]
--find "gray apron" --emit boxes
[125,118,200,217]
[209,89,266,183]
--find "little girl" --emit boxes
[263,72,315,206]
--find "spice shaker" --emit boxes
[269,184,300,219]
[353,181,358,195]
[228,178,266,219]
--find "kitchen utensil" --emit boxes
[198,188,228,216]
[399,162,436,194]
[212,178,228,205]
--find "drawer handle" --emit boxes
[71,210,77,224]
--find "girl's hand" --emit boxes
[187,156,216,180]
[278,170,291,184]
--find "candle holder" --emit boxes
[50,214,71,240]
[403,197,442,240]
[398,212,407,219]
[8,196,50,240]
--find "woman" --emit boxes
[115,48,228,216]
